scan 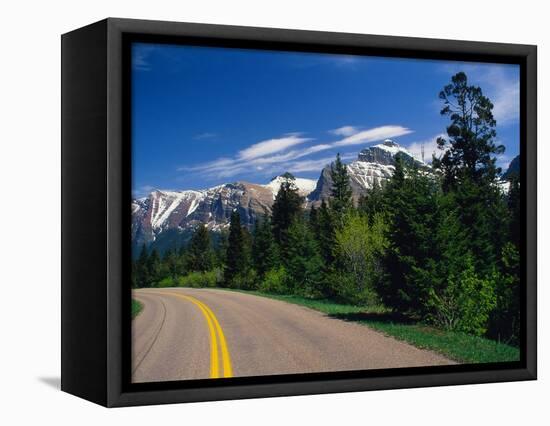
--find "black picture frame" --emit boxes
[61,17,537,407]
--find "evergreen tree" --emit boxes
[271,180,303,251]
[186,224,214,272]
[309,205,319,233]
[147,248,162,286]
[329,153,353,225]
[433,71,504,188]
[224,210,247,286]
[358,180,386,222]
[252,216,278,278]
[214,229,229,267]
[308,199,337,297]
[379,161,443,314]
[163,248,179,278]
[285,218,323,296]
[315,199,335,266]
[488,242,520,344]
[134,244,150,288]
[433,71,508,275]
[508,175,521,249]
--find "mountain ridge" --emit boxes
[132,139,422,247]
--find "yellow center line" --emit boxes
[142,290,232,379]
[193,298,233,378]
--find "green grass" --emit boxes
[132,299,143,319]
[224,289,519,364]
[357,320,519,364]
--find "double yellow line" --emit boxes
[150,291,233,379]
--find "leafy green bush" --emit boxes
[229,268,258,290]
[175,269,221,288]
[156,276,176,288]
[259,267,289,294]
[334,212,388,304]
[427,255,496,335]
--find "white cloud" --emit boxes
[496,153,512,171]
[133,185,156,198]
[333,125,413,147]
[285,156,336,173]
[329,126,360,137]
[489,71,520,125]
[132,45,157,71]
[406,133,447,163]
[179,124,414,181]
[237,135,311,160]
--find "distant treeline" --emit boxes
[133,72,520,345]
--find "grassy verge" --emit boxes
[225,289,519,364]
[132,299,143,319]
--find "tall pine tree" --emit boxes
[252,216,278,278]
[285,217,323,296]
[315,199,335,266]
[329,153,353,226]
[186,224,214,272]
[134,244,150,288]
[271,179,303,252]
[147,248,162,286]
[379,159,443,315]
[224,210,247,286]
[434,71,504,188]
[433,71,508,274]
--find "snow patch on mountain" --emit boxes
[373,139,414,156]
[150,190,205,230]
[264,175,317,199]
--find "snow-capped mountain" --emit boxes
[132,139,422,247]
[264,173,318,199]
[309,139,422,203]
[132,175,317,246]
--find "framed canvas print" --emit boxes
[61,18,537,407]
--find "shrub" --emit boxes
[427,255,496,335]
[259,267,289,294]
[175,269,221,288]
[322,269,379,305]
[156,276,176,288]
[230,268,258,290]
[488,243,520,344]
[334,212,388,304]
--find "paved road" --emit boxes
[132,288,454,383]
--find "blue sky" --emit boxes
[132,42,520,196]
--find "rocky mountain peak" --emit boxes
[308,139,421,204]
[132,140,421,249]
[357,139,414,166]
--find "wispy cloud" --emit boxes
[180,124,413,181]
[328,54,361,68]
[133,185,156,198]
[488,70,520,125]
[237,135,311,160]
[333,125,413,147]
[285,157,335,173]
[132,45,157,71]
[329,126,360,137]
[193,132,217,140]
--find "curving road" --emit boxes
[132,288,454,383]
